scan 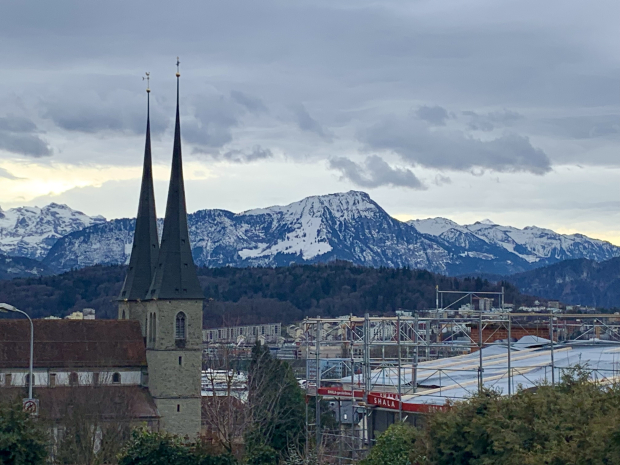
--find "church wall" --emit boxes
[144,299,202,437]
[154,397,202,438]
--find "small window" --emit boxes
[175,312,186,340]
[112,372,121,384]
[49,373,56,387]
[178,356,182,366]
[69,372,79,386]
[5,373,12,386]
[121,310,126,319]
[177,404,180,412]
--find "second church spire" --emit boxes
[148,60,203,300]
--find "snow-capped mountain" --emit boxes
[409,217,619,266]
[0,203,106,260]
[8,191,620,277]
[44,192,456,273]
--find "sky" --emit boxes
[0,0,618,243]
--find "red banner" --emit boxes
[315,387,449,413]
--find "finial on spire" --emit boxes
[176,57,180,77]
[143,72,150,93]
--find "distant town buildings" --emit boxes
[203,323,282,345]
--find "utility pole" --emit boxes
[478,312,484,392]
[397,314,402,421]
[315,320,321,451]
[507,315,512,396]
[550,316,555,386]
[413,314,419,394]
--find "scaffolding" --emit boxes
[302,310,620,463]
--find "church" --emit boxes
[117,62,204,437]
[0,63,203,438]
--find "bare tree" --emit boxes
[52,372,143,465]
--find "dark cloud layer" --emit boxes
[41,89,169,136]
[291,103,332,140]
[463,109,523,132]
[330,155,424,189]
[0,116,52,158]
[416,106,449,126]
[360,116,551,175]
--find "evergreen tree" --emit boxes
[0,400,48,465]
[245,342,306,460]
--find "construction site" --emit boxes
[302,289,620,463]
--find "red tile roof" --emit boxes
[1,386,159,421]
[0,319,146,369]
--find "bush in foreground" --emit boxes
[363,368,620,465]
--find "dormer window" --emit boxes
[175,312,186,340]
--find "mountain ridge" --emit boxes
[2,191,618,277]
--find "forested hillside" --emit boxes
[0,262,536,327]
[506,257,620,308]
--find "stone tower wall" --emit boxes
[145,299,202,437]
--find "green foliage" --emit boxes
[245,343,306,460]
[244,445,278,465]
[0,399,48,465]
[361,423,418,465]
[398,368,620,465]
[117,428,235,465]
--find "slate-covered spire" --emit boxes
[119,77,160,301]
[148,60,203,300]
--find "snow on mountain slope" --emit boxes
[45,191,456,273]
[14,191,620,277]
[0,203,106,260]
[409,218,620,266]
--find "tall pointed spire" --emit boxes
[119,74,160,301]
[148,59,203,300]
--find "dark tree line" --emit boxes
[0,262,535,326]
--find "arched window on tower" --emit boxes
[175,312,186,340]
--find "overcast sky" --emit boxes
[0,0,618,243]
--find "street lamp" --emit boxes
[0,303,34,400]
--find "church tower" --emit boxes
[144,61,204,437]
[118,75,160,339]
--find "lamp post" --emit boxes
[0,303,34,399]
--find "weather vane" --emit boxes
[176,57,180,77]
[143,72,150,93]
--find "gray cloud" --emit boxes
[291,103,332,140]
[463,109,523,132]
[416,105,449,126]
[359,116,551,174]
[433,174,452,186]
[197,145,273,163]
[0,116,52,158]
[330,155,425,189]
[0,167,21,180]
[545,115,620,139]
[41,89,169,135]
[230,90,268,114]
[184,90,268,150]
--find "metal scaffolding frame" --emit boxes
[302,311,620,463]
